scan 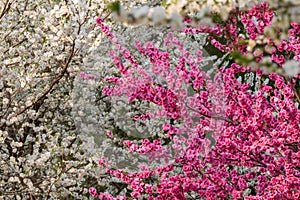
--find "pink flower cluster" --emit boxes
[79,71,97,80]
[240,2,274,40]
[90,2,300,200]
[89,187,127,200]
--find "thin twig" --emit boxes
[0,0,11,20]
[185,102,238,125]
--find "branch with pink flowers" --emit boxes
[88,1,300,199]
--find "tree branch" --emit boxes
[0,39,76,129]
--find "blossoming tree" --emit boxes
[88,1,300,199]
[1,0,300,199]
[0,0,159,199]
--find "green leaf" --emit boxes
[161,2,167,7]
[212,13,223,24]
[108,1,121,13]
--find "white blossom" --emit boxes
[151,7,167,24]
[283,59,300,77]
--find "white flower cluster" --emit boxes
[0,0,157,198]
[283,59,300,77]
[112,0,300,31]
[111,0,261,27]
[111,1,185,28]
